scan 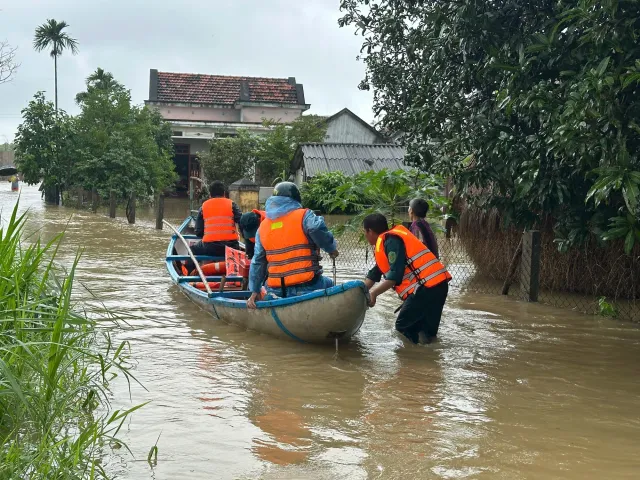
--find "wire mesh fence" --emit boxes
[328,226,640,323]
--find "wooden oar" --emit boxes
[163,220,213,295]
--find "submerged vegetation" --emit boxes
[0,202,141,478]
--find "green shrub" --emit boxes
[0,202,142,478]
[301,171,356,213]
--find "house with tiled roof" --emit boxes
[145,69,309,194]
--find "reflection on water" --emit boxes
[3,185,640,479]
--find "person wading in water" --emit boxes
[408,198,439,257]
[363,213,451,344]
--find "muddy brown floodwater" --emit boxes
[3,184,640,479]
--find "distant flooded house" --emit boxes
[145,69,309,194]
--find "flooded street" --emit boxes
[3,185,640,479]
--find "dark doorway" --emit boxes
[173,144,190,195]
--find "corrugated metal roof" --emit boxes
[297,143,407,177]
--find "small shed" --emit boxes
[291,143,408,184]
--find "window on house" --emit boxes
[216,133,238,139]
[172,131,183,136]
[174,144,189,154]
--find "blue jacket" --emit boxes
[248,196,337,293]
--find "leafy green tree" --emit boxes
[33,19,78,111]
[201,115,327,186]
[75,68,123,105]
[200,129,259,186]
[73,69,176,201]
[14,92,76,204]
[256,114,327,185]
[15,71,175,207]
[255,123,290,185]
[339,0,640,253]
[74,71,132,195]
[301,171,356,213]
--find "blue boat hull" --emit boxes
[166,217,368,344]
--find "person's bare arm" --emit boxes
[367,279,396,307]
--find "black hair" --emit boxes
[209,181,226,197]
[363,213,389,234]
[409,198,429,218]
[239,211,260,231]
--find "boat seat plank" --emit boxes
[171,234,200,240]
[178,275,245,283]
[207,291,252,299]
[167,255,225,262]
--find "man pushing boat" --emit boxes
[246,182,339,309]
[363,213,451,344]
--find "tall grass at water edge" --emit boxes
[0,201,142,479]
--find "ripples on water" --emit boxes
[3,185,640,479]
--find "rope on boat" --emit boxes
[333,337,339,360]
[163,219,213,295]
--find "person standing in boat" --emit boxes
[363,213,451,344]
[246,182,339,308]
[239,209,266,260]
[185,181,242,273]
[408,198,439,258]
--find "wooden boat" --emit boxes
[165,217,369,344]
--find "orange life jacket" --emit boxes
[202,197,238,243]
[248,209,266,242]
[374,225,451,300]
[259,208,320,288]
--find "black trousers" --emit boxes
[395,281,449,343]
[184,240,239,274]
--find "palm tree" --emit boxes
[76,67,125,105]
[33,19,79,112]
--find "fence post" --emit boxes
[127,192,136,224]
[501,237,523,295]
[91,189,99,213]
[155,192,164,230]
[109,191,117,218]
[520,230,541,302]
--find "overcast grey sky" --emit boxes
[0,0,373,142]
